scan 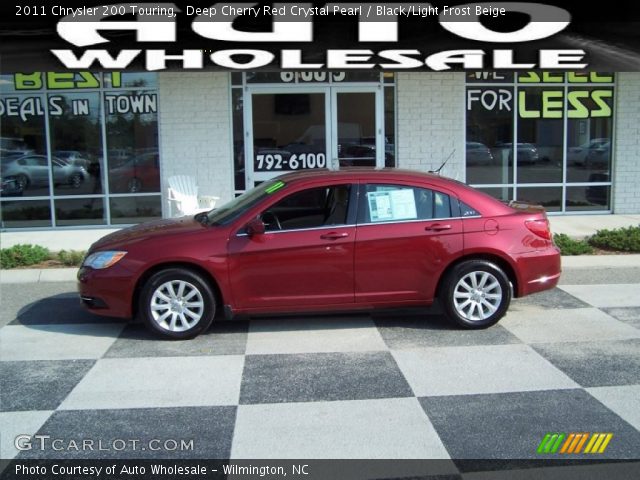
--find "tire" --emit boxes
[69,173,83,189]
[139,268,216,339]
[15,174,29,192]
[440,260,511,329]
[127,177,142,193]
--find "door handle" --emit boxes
[424,224,452,232]
[320,232,349,240]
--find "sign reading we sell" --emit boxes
[46,2,590,71]
[466,72,614,119]
[0,72,157,120]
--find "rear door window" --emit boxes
[358,184,454,224]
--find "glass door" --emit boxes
[245,87,330,186]
[331,87,385,169]
[245,86,385,188]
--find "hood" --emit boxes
[91,216,207,251]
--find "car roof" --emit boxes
[278,167,441,182]
[276,168,514,215]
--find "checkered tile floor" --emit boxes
[1,283,639,462]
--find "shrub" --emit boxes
[57,250,86,267]
[0,244,50,269]
[589,225,640,252]
[553,233,594,256]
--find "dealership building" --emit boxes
[1,70,639,245]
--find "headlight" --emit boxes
[83,251,127,269]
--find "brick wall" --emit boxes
[613,73,640,214]
[395,73,466,181]
[157,72,233,216]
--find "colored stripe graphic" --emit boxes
[538,433,613,454]
[585,433,614,453]
[537,433,565,453]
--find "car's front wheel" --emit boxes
[441,260,511,329]
[69,173,83,189]
[139,268,216,339]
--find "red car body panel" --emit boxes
[78,169,561,320]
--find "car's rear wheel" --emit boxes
[441,260,511,329]
[140,268,216,339]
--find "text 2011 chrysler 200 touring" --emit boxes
[78,169,561,339]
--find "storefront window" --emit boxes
[566,87,614,183]
[49,92,103,196]
[0,200,51,228]
[105,90,159,194]
[466,86,514,185]
[1,72,161,229]
[109,196,162,224]
[466,72,615,213]
[517,87,563,184]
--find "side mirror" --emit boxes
[246,216,265,237]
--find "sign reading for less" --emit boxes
[467,72,614,119]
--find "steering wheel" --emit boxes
[261,211,282,230]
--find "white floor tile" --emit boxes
[59,356,244,410]
[232,398,451,460]
[587,385,640,430]
[501,308,640,344]
[0,324,124,361]
[0,410,53,459]
[559,284,640,308]
[393,344,578,396]
[246,317,388,354]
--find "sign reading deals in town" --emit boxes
[466,72,614,119]
[0,72,157,120]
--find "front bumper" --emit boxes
[77,265,136,319]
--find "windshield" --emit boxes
[206,179,287,225]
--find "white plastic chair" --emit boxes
[167,175,219,217]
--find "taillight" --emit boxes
[525,219,552,240]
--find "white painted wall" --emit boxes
[157,72,234,214]
[613,73,640,214]
[395,72,466,181]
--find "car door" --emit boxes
[354,182,464,304]
[227,183,356,310]
[26,156,50,186]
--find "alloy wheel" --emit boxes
[453,271,503,322]
[150,280,205,332]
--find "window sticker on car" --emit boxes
[265,180,285,194]
[367,189,417,222]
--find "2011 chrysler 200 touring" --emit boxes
[78,169,561,339]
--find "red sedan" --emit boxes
[78,169,561,339]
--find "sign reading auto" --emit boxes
[467,72,614,118]
[45,2,588,71]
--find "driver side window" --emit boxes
[261,184,351,232]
